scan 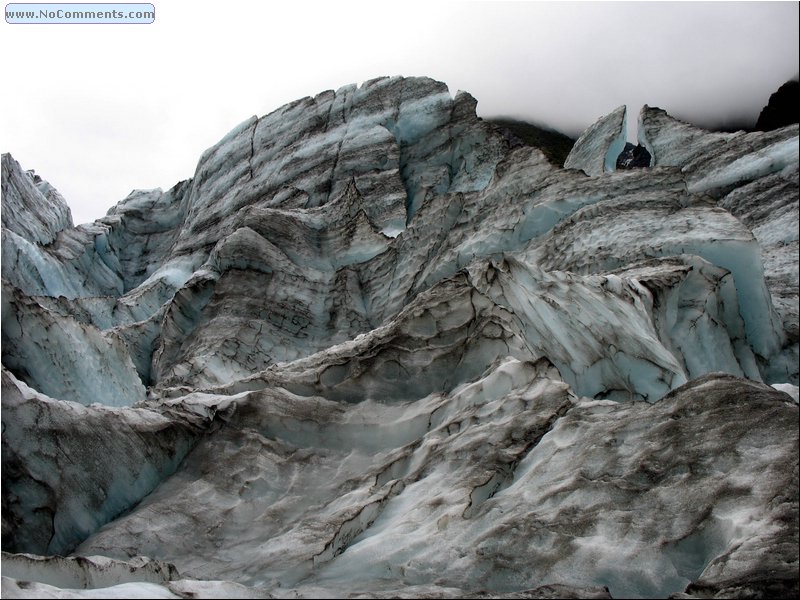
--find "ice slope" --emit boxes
[1,282,147,406]
[2,77,798,598]
[0,368,226,555]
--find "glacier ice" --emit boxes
[637,104,799,383]
[564,105,627,176]
[1,154,72,246]
[1,77,798,599]
[1,282,147,406]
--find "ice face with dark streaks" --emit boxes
[1,77,798,599]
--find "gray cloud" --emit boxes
[1,1,797,224]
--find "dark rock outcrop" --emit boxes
[756,79,799,131]
[616,142,652,168]
[485,118,575,166]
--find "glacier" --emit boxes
[1,76,798,599]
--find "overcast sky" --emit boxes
[2,0,798,225]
